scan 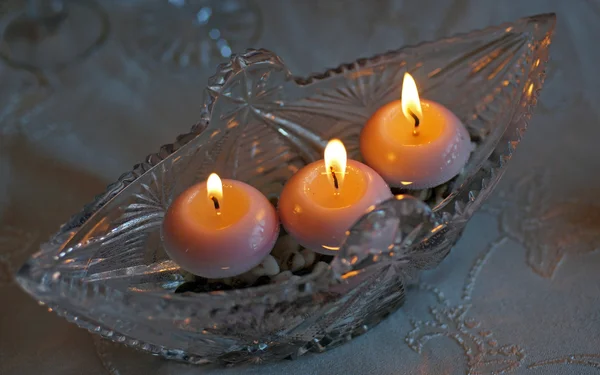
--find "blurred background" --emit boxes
[1,1,599,374]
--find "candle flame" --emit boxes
[401,73,423,127]
[207,173,223,210]
[324,139,347,191]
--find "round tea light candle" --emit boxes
[360,73,472,189]
[279,139,392,255]
[162,173,279,279]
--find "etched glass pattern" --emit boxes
[15,14,554,365]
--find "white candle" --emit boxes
[360,73,472,189]
[278,139,392,255]
[162,173,279,278]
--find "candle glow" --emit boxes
[207,173,223,212]
[401,73,423,132]
[279,138,392,254]
[360,72,472,188]
[163,172,279,278]
[324,139,347,192]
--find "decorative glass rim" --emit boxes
[17,13,555,310]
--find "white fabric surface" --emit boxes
[1,0,600,374]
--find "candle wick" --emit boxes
[211,196,221,215]
[408,109,420,128]
[408,109,420,136]
[330,166,339,190]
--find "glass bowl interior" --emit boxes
[15,13,554,355]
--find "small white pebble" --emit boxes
[291,252,306,271]
[434,184,448,205]
[272,235,301,257]
[262,255,280,276]
[238,271,259,285]
[273,270,293,283]
[434,184,448,196]
[289,275,301,283]
[313,261,329,274]
[250,267,266,277]
[417,188,432,201]
[300,248,316,268]
[282,251,305,272]
[251,254,280,276]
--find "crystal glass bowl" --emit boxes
[16,13,554,366]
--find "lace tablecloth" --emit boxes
[1,0,599,374]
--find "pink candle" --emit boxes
[162,173,279,278]
[278,139,392,255]
[360,73,472,189]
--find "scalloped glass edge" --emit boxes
[15,13,555,363]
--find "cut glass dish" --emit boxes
[16,13,555,366]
